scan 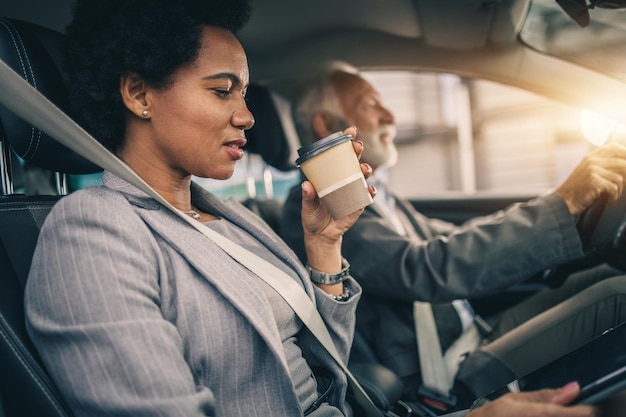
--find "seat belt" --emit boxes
[0,59,384,417]
[375,188,455,404]
[413,302,453,395]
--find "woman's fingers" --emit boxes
[549,382,582,406]
[361,161,373,180]
[469,383,602,417]
[343,125,357,140]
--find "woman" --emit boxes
[24,0,599,416]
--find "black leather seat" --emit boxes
[240,83,301,235]
[0,17,102,417]
[244,83,299,173]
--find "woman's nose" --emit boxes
[234,103,255,130]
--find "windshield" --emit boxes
[521,0,626,83]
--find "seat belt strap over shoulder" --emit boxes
[413,301,455,402]
[0,59,384,417]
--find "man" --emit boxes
[279,61,626,408]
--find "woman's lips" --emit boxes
[224,138,247,160]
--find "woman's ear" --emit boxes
[120,72,150,119]
[312,112,337,139]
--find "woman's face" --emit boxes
[139,25,254,181]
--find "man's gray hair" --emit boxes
[292,61,359,146]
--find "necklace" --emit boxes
[183,207,202,221]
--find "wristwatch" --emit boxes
[306,257,351,285]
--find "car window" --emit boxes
[365,70,626,200]
[200,69,626,202]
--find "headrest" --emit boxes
[245,84,299,172]
[0,18,101,175]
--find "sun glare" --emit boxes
[579,109,616,147]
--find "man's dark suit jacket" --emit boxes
[280,184,583,385]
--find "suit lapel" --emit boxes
[102,173,312,370]
[143,206,286,345]
[368,193,434,240]
[395,197,434,240]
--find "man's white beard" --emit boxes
[360,124,398,168]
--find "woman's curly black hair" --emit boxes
[65,0,252,151]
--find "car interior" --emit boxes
[2,0,626,416]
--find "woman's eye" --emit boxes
[214,89,231,98]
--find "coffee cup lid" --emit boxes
[295,131,352,166]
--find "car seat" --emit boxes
[240,83,301,235]
[0,17,103,417]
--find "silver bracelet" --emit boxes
[328,286,350,302]
[306,257,350,285]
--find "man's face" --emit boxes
[332,72,398,169]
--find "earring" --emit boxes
[142,110,149,117]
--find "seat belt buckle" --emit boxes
[385,399,413,417]
[473,314,493,338]
[416,385,457,414]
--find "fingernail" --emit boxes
[561,381,579,393]
[363,163,371,171]
[370,185,377,195]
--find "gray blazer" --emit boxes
[25,172,361,417]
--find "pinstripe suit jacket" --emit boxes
[25,171,361,417]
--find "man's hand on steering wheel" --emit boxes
[544,142,626,288]
[555,142,626,217]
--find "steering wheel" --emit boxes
[543,191,626,288]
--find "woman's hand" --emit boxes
[301,126,375,277]
[468,382,600,417]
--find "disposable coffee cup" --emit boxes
[296,131,373,219]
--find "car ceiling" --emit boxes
[3,0,626,123]
[239,0,529,78]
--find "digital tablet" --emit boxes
[470,323,626,409]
